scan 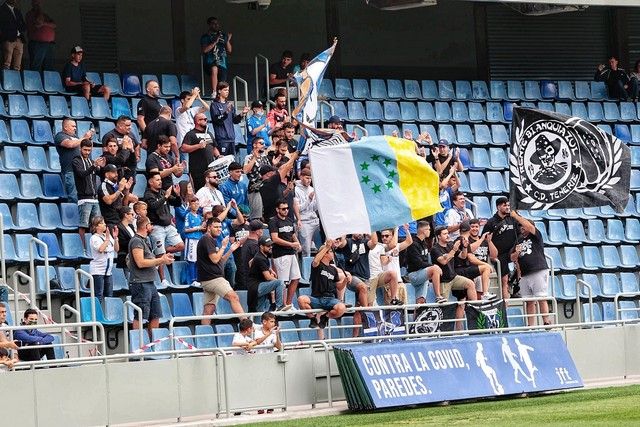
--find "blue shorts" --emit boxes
[309,296,341,311]
[130,282,162,321]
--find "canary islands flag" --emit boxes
[309,135,441,238]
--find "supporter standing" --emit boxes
[468,218,498,297]
[101,137,135,183]
[211,202,244,287]
[0,0,25,70]
[201,16,232,98]
[482,197,518,299]
[430,227,478,301]
[246,100,271,152]
[510,211,551,326]
[367,227,408,306]
[55,118,95,203]
[267,92,290,129]
[444,191,474,240]
[182,197,205,286]
[14,309,55,361]
[210,81,249,157]
[220,162,249,215]
[260,152,298,221]
[25,0,55,71]
[146,136,185,191]
[62,46,111,100]
[269,199,302,307]
[594,56,635,101]
[101,116,140,181]
[247,236,288,312]
[72,138,105,248]
[243,137,271,220]
[406,220,445,303]
[128,217,174,337]
[175,87,210,149]
[98,164,136,228]
[435,139,463,178]
[142,106,179,159]
[137,80,162,132]
[89,216,118,303]
[197,217,244,325]
[115,206,136,278]
[195,168,225,216]
[232,319,255,354]
[298,239,347,329]
[174,180,195,238]
[180,113,219,191]
[235,219,264,291]
[294,168,319,257]
[268,50,294,98]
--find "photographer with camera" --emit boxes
[180,112,220,191]
[201,17,232,98]
[243,137,271,220]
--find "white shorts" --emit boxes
[474,276,483,292]
[519,269,549,297]
[273,254,301,283]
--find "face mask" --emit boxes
[28,320,38,325]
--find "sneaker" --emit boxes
[191,281,201,288]
[266,409,274,414]
[436,296,447,304]
[309,317,320,328]
[160,279,172,288]
[482,292,497,301]
[318,314,328,329]
[276,304,293,312]
[211,90,217,98]
[389,298,403,306]
[257,410,265,414]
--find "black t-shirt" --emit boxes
[260,173,282,220]
[406,237,431,273]
[269,62,293,82]
[482,214,517,260]
[437,153,454,178]
[145,151,177,190]
[137,95,162,127]
[516,229,548,275]
[144,117,177,153]
[98,179,123,226]
[196,234,224,281]
[235,238,259,290]
[102,129,139,178]
[431,242,457,282]
[268,216,296,258]
[470,236,490,263]
[247,251,270,289]
[339,237,371,280]
[311,262,339,298]
[62,61,86,85]
[183,129,217,178]
[54,131,79,174]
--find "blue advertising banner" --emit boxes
[335,332,582,409]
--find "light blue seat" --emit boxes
[417,102,435,122]
[27,95,48,118]
[382,124,399,136]
[468,102,485,122]
[620,102,636,122]
[71,96,91,118]
[399,101,417,121]
[474,124,492,145]
[0,174,27,201]
[524,81,542,100]
[489,147,508,169]
[587,219,617,244]
[61,233,88,260]
[503,101,514,121]
[620,272,640,293]
[600,273,621,298]
[435,102,452,122]
[43,70,70,94]
[122,74,142,96]
[401,123,419,139]
[603,102,621,122]
[571,102,588,120]
[420,80,437,100]
[566,220,590,244]
[49,95,69,118]
[59,202,79,229]
[419,124,437,142]
[170,293,194,317]
[573,81,590,100]
[507,81,524,100]
[3,146,27,171]
[0,203,16,230]
[540,81,557,99]
[580,274,604,299]
[347,101,365,122]
[468,171,488,194]
[7,94,28,117]
[370,79,387,100]
[438,80,454,100]
[438,124,456,143]
[456,125,473,145]
[404,80,421,100]
[582,303,604,323]
[564,247,590,272]
[471,147,490,170]
[544,247,565,272]
[619,301,639,321]
[486,171,507,193]
[16,202,44,231]
[548,221,571,245]
[472,196,492,219]
[471,81,489,100]
[451,101,469,122]
[490,81,506,100]
[329,100,347,120]
[103,73,123,96]
[555,102,571,116]
[387,79,404,100]
[150,328,171,357]
[615,124,631,142]
[129,330,151,354]
[279,320,300,344]
[632,169,640,190]
[383,101,401,121]
[608,219,635,243]
[557,81,575,100]
[215,324,235,348]
[458,148,471,169]
[33,232,62,260]
[43,173,66,199]
[23,70,44,93]
[160,74,181,97]
[507,306,525,327]
[39,203,71,231]
[365,101,383,122]
[620,245,640,268]
[352,79,369,100]
[590,81,608,101]
[600,246,622,270]
[626,218,640,242]
[318,79,334,99]
[486,102,504,123]
[23,173,55,201]
[455,81,472,100]
[2,69,23,92]
[195,325,217,349]
[173,326,195,349]
[587,102,604,121]
[10,119,35,144]
[111,97,133,119]
[537,101,554,112]
[334,78,353,100]
[80,297,122,325]
[91,97,112,119]
[85,72,102,85]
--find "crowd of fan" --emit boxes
[0,9,553,363]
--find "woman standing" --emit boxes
[89,216,119,302]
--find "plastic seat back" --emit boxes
[455,81,472,100]
[387,79,404,99]
[195,325,217,349]
[215,324,235,348]
[404,80,421,100]
[71,96,91,118]
[122,74,142,96]
[7,94,27,117]
[437,80,454,100]
[421,80,437,100]
[370,79,387,100]
[43,174,66,198]
[170,293,194,317]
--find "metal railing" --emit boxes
[318,100,334,127]
[0,215,5,290]
[123,300,144,355]
[232,76,249,109]
[29,237,50,315]
[353,124,368,138]
[576,279,594,325]
[614,292,640,320]
[254,54,269,105]
[76,268,97,341]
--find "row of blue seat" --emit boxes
[535,219,640,246]
[545,245,640,272]
[0,145,60,173]
[553,273,640,301]
[319,78,610,102]
[0,69,198,98]
[0,173,65,204]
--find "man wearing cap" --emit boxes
[235,219,264,290]
[73,138,106,248]
[195,168,225,216]
[444,191,474,241]
[435,139,463,178]
[62,46,111,100]
[55,118,96,203]
[243,137,271,220]
[175,87,210,149]
[294,168,319,257]
[98,163,136,228]
[247,236,290,312]
[180,112,220,191]
[270,199,302,307]
[482,197,518,299]
[220,162,249,216]
[327,115,344,131]
[247,100,271,152]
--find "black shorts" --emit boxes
[496,255,511,277]
[130,282,162,321]
[457,265,480,280]
[452,290,466,300]
[68,83,104,96]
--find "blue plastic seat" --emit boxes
[489,81,506,100]
[347,101,365,122]
[33,232,62,260]
[554,102,571,116]
[587,102,604,121]
[9,119,35,144]
[434,102,452,122]
[471,147,490,170]
[537,101,554,112]
[467,102,484,122]
[417,102,435,122]
[365,101,383,122]
[16,202,42,231]
[473,124,491,145]
[625,218,640,242]
[468,171,488,194]
[0,174,28,201]
[2,70,23,92]
[600,246,622,270]
[620,102,636,122]
[632,169,640,190]
[40,203,73,231]
[619,301,639,321]
[438,124,456,144]
[111,97,133,119]
[548,221,571,245]
[195,325,217,349]
[27,95,48,118]
[48,95,69,118]
[84,72,101,86]
[587,219,617,244]
[399,101,417,121]
[404,80,421,100]
[80,297,122,325]
[456,125,473,145]
[278,320,300,344]
[455,81,472,100]
[503,101,514,121]
[489,147,508,169]
[571,102,588,120]
[22,173,55,201]
[370,79,387,100]
[556,81,574,100]
[451,102,469,122]
[590,81,608,101]
[180,75,197,93]
[59,233,87,260]
[486,171,508,193]
[524,81,542,100]
[566,220,590,244]
[351,79,369,100]
[620,245,640,268]
[506,81,524,100]
[401,124,419,139]
[620,272,640,293]
[42,174,66,199]
[7,94,28,117]
[102,73,123,96]
[23,70,44,93]
[575,82,591,100]
[0,203,16,230]
[128,329,151,354]
[387,79,405,100]
[215,324,235,348]
[615,124,631,142]
[600,273,621,298]
[160,74,181,97]
[486,102,505,123]
[383,101,401,121]
[318,79,334,99]
[170,293,194,317]
[382,124,399,136]
[2,146,27,171]
[544,247,565,271]
[43,71,70,94]
[71,96,91,118]
[438,80,455,100]
[540,81,557,99]
[582,303,603,323]
[608,219,635,243]
[564,246,591,271]
[507,306,525,327]
[603,102,621,122]
[580,274,604,299]
[421,80,437,100]
[328,100,347,121]
[334,78,353,100]
[122,74,142,96]
[91,97,112,119]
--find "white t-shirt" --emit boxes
[444,207,474,240]
[368,243,402,279]
[89,234,115,276]
[175,106,202,146]
[231,332,254,355]
[195,186,225,214]
[253,326,278,354]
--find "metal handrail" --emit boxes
[576,279,594,325]
[318,100,334,128]
[465,198,478,220]
[59,304,83,357]
[254,54,269,106]
[29,237,50,315]
[613,292,640,320]
[12,271,34,313]
[75,268,96,340]
[123,300,144,356]
[232,76,249,110]
[0,215,5,288]
[353,124,368,138]
[545,253,555,298]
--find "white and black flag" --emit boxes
[510,107,630,212]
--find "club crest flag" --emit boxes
[465,299,509,330]
[309,135,441,238]
[292,39,337,125]
[510,107,630,212]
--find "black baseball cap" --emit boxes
[251,100,264,109]
[328,115,343,124]
[104,164,117,173]
[258,236,273,246]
